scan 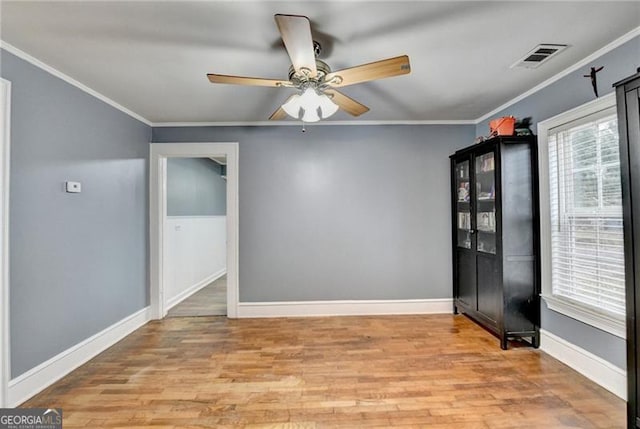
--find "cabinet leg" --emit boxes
[532,330,540,348]
[453,305,459,315]
[500,336,508,350]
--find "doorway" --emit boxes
[164,156,228,317]
[150,143,238,319]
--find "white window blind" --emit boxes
[548,107,625,318]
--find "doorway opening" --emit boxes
[150,143,238,319]
[165,156,228,317]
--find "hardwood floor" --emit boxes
[23,314,624,428]
[167,275,227,317]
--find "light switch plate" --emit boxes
[66,181,81,193]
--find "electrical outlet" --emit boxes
[66,181,81,193]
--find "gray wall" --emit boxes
[153,125,474,301]
[167,158,226,216]
[476,35,640,369]
[1,50,151,378]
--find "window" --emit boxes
[539,94,626,338]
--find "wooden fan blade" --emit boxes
[324,55,411,88]
[274,14,317,78]
[269,106,288,120]
[269,95,297,120]
[207,73,289,88]
[325,89,369,117]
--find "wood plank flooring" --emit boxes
[23,314,624,428]
[167,275,227,317]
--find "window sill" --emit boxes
[541,294,626,339]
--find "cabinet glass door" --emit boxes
[455,159,472,249]
[475,151,496,254]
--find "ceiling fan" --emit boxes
[206,14,411,122]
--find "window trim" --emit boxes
[537,92,626,339]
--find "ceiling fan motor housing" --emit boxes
[288,59,332,83]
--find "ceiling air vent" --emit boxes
[511,44,568,69]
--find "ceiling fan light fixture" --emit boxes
[282,87,338,122]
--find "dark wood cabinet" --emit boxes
[614,71,640,429]
[450,135,540,349]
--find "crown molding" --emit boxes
[0,41,153,127]
[151,119,475,127]
[474,26,640,124]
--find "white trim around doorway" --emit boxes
[0,78,12,407]
[150,142,239,319]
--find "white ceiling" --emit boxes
[1,1,639,124]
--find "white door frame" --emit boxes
[0,78,12,407]
[150,142,239,319]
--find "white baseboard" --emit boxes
[539,329,626,400]
[237,298,453,318]
[165,268,226,311]
[8,306,151,407]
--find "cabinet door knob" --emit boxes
[470,229,475,234]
